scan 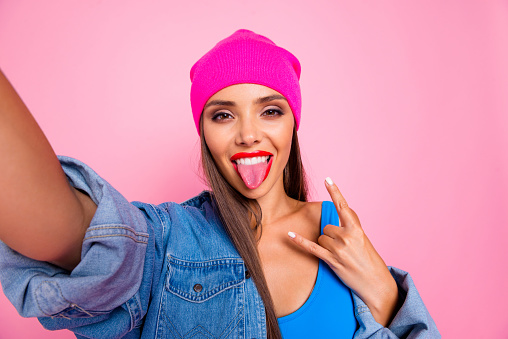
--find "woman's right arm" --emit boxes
[0,69,157,337]
[0,68,97,271]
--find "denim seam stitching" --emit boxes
[356,305,371,315]
[188,325,214,339]
[86,225,149,236]
[168,257,243,267]
[242,282,246,339]
[133,294,143,328]
[125,297,135,331]
[164,312,216,339]
[35,281,71,318]
[218,303,243,338]
[83,234,149,244]
[148,203,166,236]
[71,303,93,317]
[169,262,241,268]
[260,288,266,339]
[155,271,168,339]
[166,279,244,303]
[164,314,184,338]
[126,294,143,331]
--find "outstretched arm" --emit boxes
[0,68,96,270]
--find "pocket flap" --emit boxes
[166,257,245,302]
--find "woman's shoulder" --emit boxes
[302,200,323,216]
[296,200,340,232]
[298,200,330,218]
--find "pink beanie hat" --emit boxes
[190,29,302,135]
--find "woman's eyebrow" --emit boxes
[254,94,288,104]
[204,99,235,108]
[204,94,288,109]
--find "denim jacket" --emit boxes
[0,155,440,338]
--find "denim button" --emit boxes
[193,284,203,292]
[245,270,251,279]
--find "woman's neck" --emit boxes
[255,177,301,227]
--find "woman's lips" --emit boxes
[230,150,273,171]
[230,150,273,162]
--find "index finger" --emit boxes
[324,177,355,227]
[287,231,334,263]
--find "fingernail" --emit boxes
[325,177,333,185]
[288,231,296,238]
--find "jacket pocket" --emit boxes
[157,257,246,339]
[166,257,245,302]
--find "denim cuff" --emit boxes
[0,155,148,319]
[352,266,441,338]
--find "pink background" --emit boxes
[1,1,507,338]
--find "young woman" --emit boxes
[0,29,439,338]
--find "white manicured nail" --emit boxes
[325,177,333,185]
[288,231,296,238]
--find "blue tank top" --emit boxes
[277,201,358,338]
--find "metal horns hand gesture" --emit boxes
[288,177,399,327]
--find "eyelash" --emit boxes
[263,109,284,117]
[211,109,284,121]
[211,112,233,121]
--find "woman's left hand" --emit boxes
[288,177,399,327]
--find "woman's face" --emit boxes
[202,83,295,200]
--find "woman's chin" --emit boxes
[237,186,265,200]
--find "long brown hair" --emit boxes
[200,120,309,339]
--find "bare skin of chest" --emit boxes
[257,201,322,318]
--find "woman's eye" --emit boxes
[262,109,283,117]
[212,112,233,121]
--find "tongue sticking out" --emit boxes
[236,158,272,190]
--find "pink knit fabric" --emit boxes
[190,29,302,135]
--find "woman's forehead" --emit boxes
[207,84,284,102]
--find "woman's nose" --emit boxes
[235,116,261,146]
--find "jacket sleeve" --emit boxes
[0,155,162,339]
[352,266,441,338]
